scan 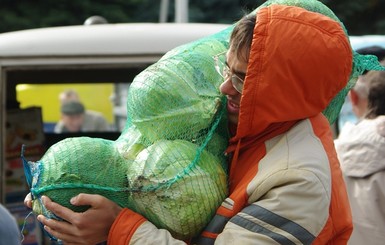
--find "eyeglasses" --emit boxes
[213,51,244,93]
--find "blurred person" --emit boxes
[350,46,385,119]
[54,100,110,133]
[335,59,385,245]
[0,204,22,245]
[54,100,85,133]
[338,46,385,133]
[54,89,110,133]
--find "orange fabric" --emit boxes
[227,121,298,191]
[108,208,147,245]
[233,5,351,142]
[310,115,353,244]
[216,203,236,217]
[217,4,353,243]
[201,231,218,239]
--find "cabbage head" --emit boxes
[126,139,228,240]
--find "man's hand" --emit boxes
[24,193,33,209]
[37,194,122,245]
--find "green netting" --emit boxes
[22,0,385,242]
[27,137,130,214]
[22,28,231,240]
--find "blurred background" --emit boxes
[0,0,384,34]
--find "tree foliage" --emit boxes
[0,0,384,35]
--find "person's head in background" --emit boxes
[59,89,81,104]
[349,46,385,119]
[360,59,385,120]
[60,101,85,132]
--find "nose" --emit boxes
[219,77,237,95]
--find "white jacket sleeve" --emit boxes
[216,168,329,244]
[130,221,187,245]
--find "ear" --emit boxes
[349,89,359,106]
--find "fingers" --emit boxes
[37,194,114,245]
[37,215,78,244]
[70,193,105,207]
[40,194,105,225]
[41,196,78,224]
[24,193,32,209]
[37,214,66,233]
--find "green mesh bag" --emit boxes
[126,139,227,239]
[26,137,131,215]
[22,27,231,240]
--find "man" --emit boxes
[335,59,385,245]
[54,91,110,133]
[54,101,86,133]
[25,0,382,244]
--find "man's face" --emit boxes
[219,49,248,125]
[61,114,84,132]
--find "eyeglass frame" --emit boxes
[213,51,245,93]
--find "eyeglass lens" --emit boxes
[214,53,244,93]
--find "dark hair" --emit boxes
[229,14,256,63]
[61,101,85,115]
[364,59,385,118]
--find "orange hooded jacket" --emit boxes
[108,4,353,245]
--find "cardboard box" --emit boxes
[4,107,46,244]
[5,107,45,203]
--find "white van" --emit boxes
[0,22,230,204]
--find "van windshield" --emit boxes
[16,83,130,133]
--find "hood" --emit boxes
[231,4,352,146]
[335,116,385,177]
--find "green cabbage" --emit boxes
[24,20,231,241]
[126,52,224,143]
[127,139,228,240]
[30,137,130,215]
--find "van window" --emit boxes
[6,65,147,147]
[16,83,130,133]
